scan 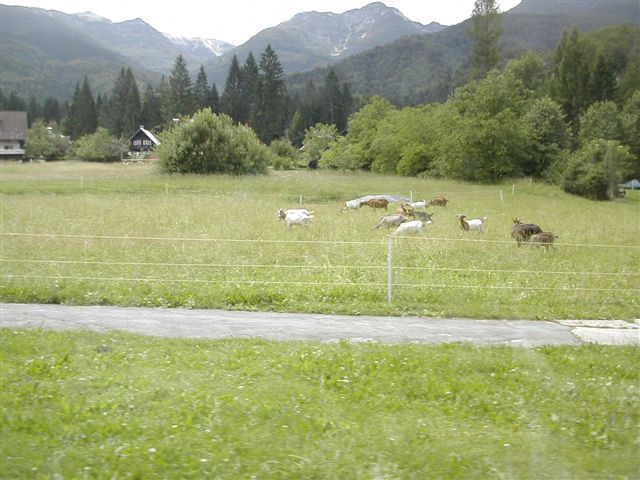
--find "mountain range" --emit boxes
[0,0,638,104]
[0,2,445,100]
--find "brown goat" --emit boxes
[428,196,449,207]
[528,232,558,249]
[511,218,543,247]
[396,203,415,214]
[360,198,389,210]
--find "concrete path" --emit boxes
[1,303,638,346]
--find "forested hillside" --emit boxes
[287,0,640,105]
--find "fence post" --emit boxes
[387,236,393,304]
[299,195,303,206]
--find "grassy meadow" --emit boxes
[0,160,638,319]
[1,329,639,479]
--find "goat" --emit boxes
[277,208,313,219]
[528,232,557,249]
[392,219,431,236]
[427,196,449,207]
[408,199,427,209]
[373,213,409,229]
[396,203,415,214]
[360,198,389,210]
[511,218,543,247]
[457,214,486,231]
[278,210,313,228]
[341,199,361,212]
[407,211,434,223]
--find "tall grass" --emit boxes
[2,329,639,479]
[1,161,638,319]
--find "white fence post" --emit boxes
[387,236,393,304]
[299,195,303,206]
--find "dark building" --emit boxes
[128,125,160,153]
[0,111,28,160]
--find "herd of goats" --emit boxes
[277,194,557,249]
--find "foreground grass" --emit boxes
[1,162,639,319]
[1,329,638,479]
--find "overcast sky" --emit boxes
[6,0,522,45]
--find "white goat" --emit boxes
[373,213,408,229]
[457,214,486,232]
[408,199,427,209]
[283,211,313,228]
[392,219,431,236]
[341,199,361,212]
[277,208,313,219]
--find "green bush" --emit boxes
[157,109,271,175]
[269,138,300,170]
[25,121,70,161]
[72,128,125,162]
[563,140,635,200]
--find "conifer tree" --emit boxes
[589,51,617,103]
[42,97,61,124]
[551,27,591,123]
[70,77,97,139]
[164,55,193,119]
[220,54,242,122]
[210,83,220,113]
[221,55,244,123]
[141,84,162,130]
[193,65,211,112]
[27,95,39,126]
[468,0,502,79]
[255,44,286,142]
[241,52,260,125]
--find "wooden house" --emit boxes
[128,125,160,153]
[0,111,27,160]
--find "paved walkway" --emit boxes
[1,303,638,346]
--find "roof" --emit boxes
[0,111,28,141]
[128,126,160,145]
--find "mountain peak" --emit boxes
[74,11,110,23]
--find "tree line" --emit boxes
[317,20,639,200]
[0,43,354,147]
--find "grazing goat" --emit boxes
[511,218,543,247]
[408,199,427,209]
[278,210,313,228]
[396,203,415,214]
[392,219,431,236]
[360,198,389,210]
[341,199,361,212]
[407,211,434,223]
[427,196,449,207]
[528,232,557,249]
[457,214,486,231]
[373,213,409,229]
[277,208,313,219]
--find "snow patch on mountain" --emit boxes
[163,33,235,56]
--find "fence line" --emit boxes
[2,258,636,277]
[2,274,637,293]
[2,231,638,250]
[0,232,384,246]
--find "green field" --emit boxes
[1,161,638,319]
[1,329,639,479]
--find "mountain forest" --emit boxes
[1,0,638,200]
